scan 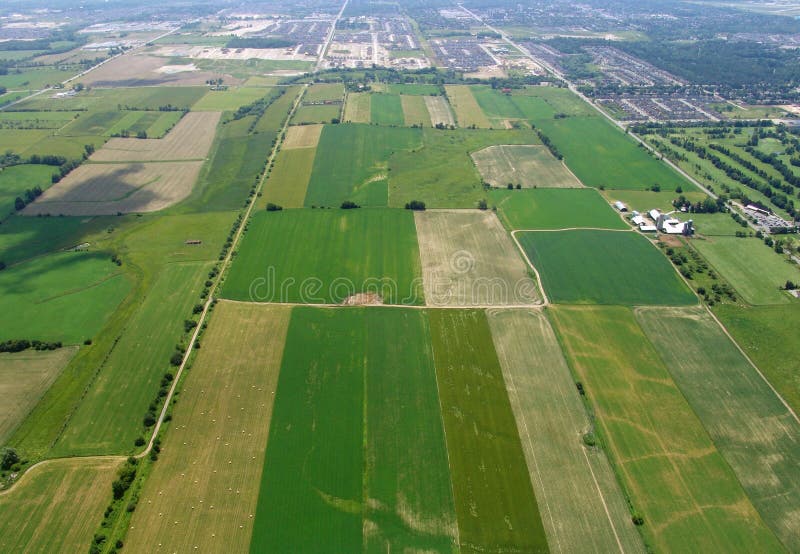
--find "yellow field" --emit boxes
[472,145,583,188]
[24,161,204,215]
[445,85,491,128]
[91,112,221,162]
[414,209,541,306]
[124,302,290,553]
[401,95,430,126]
[282,123,323,149]
[0,348,77,443]
[0,458,121,553]
[343,92,371,123]
[259,146,317,209]
[424,95,455,127]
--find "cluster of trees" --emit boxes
[0,339,62,353]
[672,195,726,214]
[232,88,285,133]
[536,129,563,160]
[405,200,426,211]
[14,186,42,211]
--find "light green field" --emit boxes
[472,144,583,188]
[0,347,76,443]
[223,209,424,305]
[193,86,273,111]
[487,309,645,553]
[445,85,492,128]
[693,237,799,304]
[305,124,421,207]
[430,309,548,553]
[304,82,345,102]
[0,67,76,90]
[124,302,290,553]
[415,210,540,306]
[251,307,457,552]
[0,164,55,217]
[370,93,405,126]
[343,91,371,123]
[550,306,785,553]
[0,252,131,344]
[0,458,121,553]
[388,84,442,95]
[400,94,429,126]
[518,230,696,305]
[259,146,317,208]
[637,306,800,551]
[15,86,207,112]
[291,103,341,124]
[490,188,628,230]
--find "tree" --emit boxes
[405,200,425,211]
[1,447,19,470]
[266,202,282,212]
[14,197,24,211]
[477,199,488,210]
[340,200,360,209]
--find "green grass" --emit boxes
[692,237,799,305]
[251,307,456,552]
[0,110,78,127]
[519,230,696,305]
[0,215,115,266]
[193,87,274,111]
[0,67,77,90]
[291,103,341,125]
[370,93,405,126]
[0,164,55,217]
[429,309,549,553]
[260,146,316,209]
[253,86,300,133]
[445,85,491,128]
[145,111,183,138]
[637,306,800,551]
[305,124,421,207]
[471,85,524,122]
[715,304,800,416]
[63,110,127,136]
[388,84,442,95]
[0,252,131,344]
[304,83,345,102]
[16,86,206,112]
[601,189,706,214]
[536,116,688,190]
[223,209,424,305]
[550,306,784,553]
[400,94,429,127]
[490,188,628,230]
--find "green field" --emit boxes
[486,309,645,553]
[0,347,76,443]
[193,86,273,111]
[637,306,800,551]
[304,83,345,102]
[251,307,457,552]
[445,85,492,128]
[0,164,55,217]
[0,67,76,90]
[343,91,371,123]
[16,86,206,112]
[692,237,799,305]
[291,103,341,124]
[0,252,131,344]
[400,94,430,126]
[601,189,706,214]
[472,144,582,188]
[388,84,442,95]
[223,209,424,305]
[518,230,696,305]
[305,124,420,207]
[491,188,628,230]
[429,309,549,553]
[550,306,784,553]
[260,146,317,208]
[370,93,405,126]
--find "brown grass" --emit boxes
[78,54,241,87]
[424,96,454,127]
[282,124,323,149]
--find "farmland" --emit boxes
[222,209,424,305]
[471,144,583,188]
[425,95,455,127]
[491,188,628,230]
[550,306,784,553]
[487,309,645,553]
[400,94,430,126]
[518,230,696,305]
[429,309,548,553]
[445,85,492,128]
[124,302,290,553]
[343,92,371,123]
[415,210,541,306]
[259,147,317,208]
[0,164,55,217]
[637,306,800,550]
[371,93,405,126]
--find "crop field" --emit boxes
[715,304,800,413]
[637,306,800,550]
[550,306,784,553]
[251,307,457,553]
[486,309,645,554]
[76,54,239,88]
[52,261,210,456]
[0,67,75,90]
[304,83,345,102]
[192,86,272,111]
[424,95,455,127]
[429,309,548,553]
[24,160,205,215]
[472,144,583,188]
[388,84,442,95]
[223,209,424,305]
[388,128,538,208]
[260,147,317,208]
[415,210,541,306]
[490,188,628,230]
[103,111,174,138]
[445,85,492,128]
[518,230,696,305]
[400,94,430,126]
[0,458,122,553]
[371,93,405,126]
[471,85,526,125]
[16,86,207,113]
[536,117,688,190]
[90,111,220,162]
[0,164,54,217]
[124,302,291,553]
[0,252,130,344]
[692,237,799,304]
[281,123,322,149]
[291,103,341,125]
[343,92,371,123]
[304,124,421,207]
[0,348,77,443]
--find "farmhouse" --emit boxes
[632,209,692,235]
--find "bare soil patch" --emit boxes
[78,54,241,87]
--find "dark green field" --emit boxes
[519,230,696,305]
[370,93,405,126]
[490,188,628,230]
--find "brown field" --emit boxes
[0,348,77,443]
[282,124,323,149]
[343,92,371,123]
[424,96,455,127]
[401,95,430,127]
[444,85,491,128]
[23,161,204,215]
[77,54,241,87]
[472,145,583,188]
[124,302,290,553]
[91,111,221,162]
[0,458,122,553]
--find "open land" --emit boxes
[472,144,583,188]
[424,95,456,127]
[491,188,628,230]
[343,92,371,123]
[445,85,492,128]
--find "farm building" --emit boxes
[613,201,628,212]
